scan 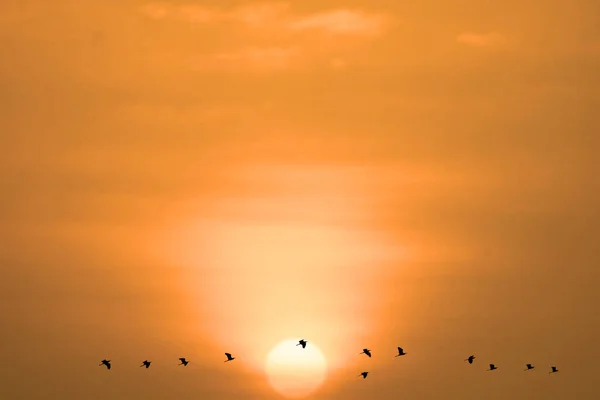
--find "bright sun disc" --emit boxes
[265,339,328,398]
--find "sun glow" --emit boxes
[164,165,410,388]
[265,339,327,398]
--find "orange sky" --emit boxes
[1,0,599,399]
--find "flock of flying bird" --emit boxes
[99,339,560,378]
[462,354,559,375]
[99,353,235,370]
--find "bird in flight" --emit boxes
[359,372,369,379]
[178,358,189,366]
[465,355,476,364]
[525,364,535,371]
[487,364,498,371]
[140,360,151,369]
[359,348,372,358]
[549,366,558,374]
[99,359,111,370]
[396,347,407,357]
[297,339,307,349]
[224,353,235,362]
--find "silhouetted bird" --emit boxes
[550,366,558,374]
[525,364,535,371]
[465,355,476,364]
[224,353,235,362]
[99,359,111,370]
[297,340,307,349]
[396,347,406,357]
[140,360,151,369]
[178,358,189,366]
[359,372,369,379]
[359,349,372,358]
[487,364,497,371]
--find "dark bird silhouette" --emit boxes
[224,353,235,362]
[465,355,476,364]
[297,339,307,349]
[140,360,151,368]
[550,366,558,374]
[99,359,111,370]
[359,348,372,358]
[358,372,369,379]
[487,364,498,371]
[525,364,535,371]
[395,347,406,357]
[178,358,189,366]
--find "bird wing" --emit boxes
[225,353,232,358]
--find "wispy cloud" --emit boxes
[456,32,506,47]
[138,2,390,71]
[287,9,386,36]
[225,2,290,27]
[177,4,221,23]
[139,2,388,37]
[139,2,222,22]
[138,2,170,20]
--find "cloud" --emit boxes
[139,2,222,22]
[138,2,389,71]
[139,2,388,36]
[177,4,221,23]
[225,2,290,27]
[287,9,386,36]
[456,32,507,47]
[138,2,169,20]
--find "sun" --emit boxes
[265,339,328,398]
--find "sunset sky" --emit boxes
[1,0,599,399]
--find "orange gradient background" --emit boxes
[1,1,599,399]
